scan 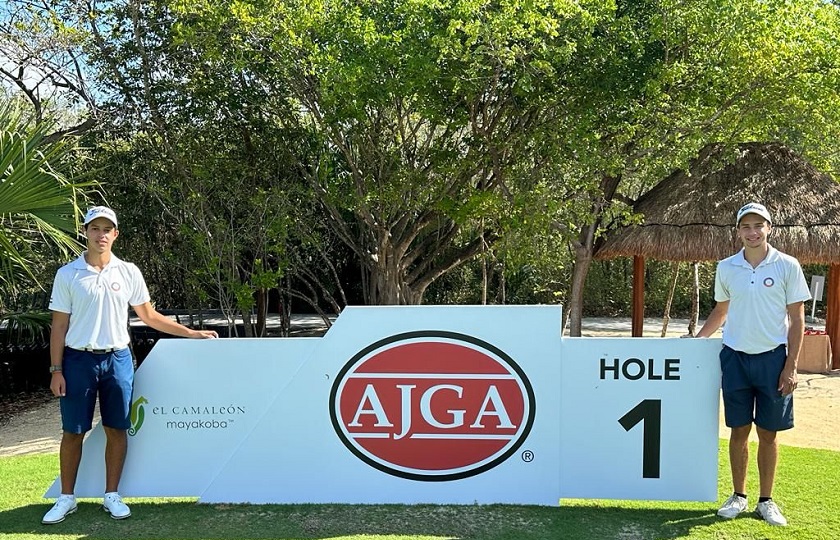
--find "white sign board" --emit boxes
[559,338,721,501]
[810,275,825,302]
[46,306,721,504]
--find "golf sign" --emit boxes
[330,331,535,481]
[45,305,721,505]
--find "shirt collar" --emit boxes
[70,252,123,269]
[731,244,779,268]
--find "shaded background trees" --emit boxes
[2,0,839,337]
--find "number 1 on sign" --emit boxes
[618,399,661,479]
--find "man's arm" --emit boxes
[132,303,218,339]
[695,300,729,338]
[779,301,805,395]
[49,311,70,397]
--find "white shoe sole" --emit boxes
[716,510,744,519]
[103,506,131,520]
[42,506,77,524]
[755,510,786,526]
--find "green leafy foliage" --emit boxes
[3,0,839,318]
[0,102,92,337]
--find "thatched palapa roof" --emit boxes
[597,142,840,263]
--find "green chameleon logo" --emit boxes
[129,396,149,436]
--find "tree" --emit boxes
[0,1,101,139]
[167,0,612,305]
[0,101,91,337]
[7,0,839,323]
[2,0,340,333]
[554,0,840,334]
[6,0,305,335]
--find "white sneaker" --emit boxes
[755,500,788,526]
[717,493,747,519]
[103,492,131,519]
[42,494,77,524]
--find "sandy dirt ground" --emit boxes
[2,317,838,456]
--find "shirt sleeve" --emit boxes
[48,269,73,314]
[786,260,812,305]
[127,263,152,307]
[713,262,729,303]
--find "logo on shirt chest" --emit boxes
[763,277,775,287]
[110,282,121,292]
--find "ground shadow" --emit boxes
[0,502,722,540]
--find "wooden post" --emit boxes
[826,264,840,370]
[632,255,645,337]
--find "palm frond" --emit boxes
[0,311,51,343]
[0,101,88,290]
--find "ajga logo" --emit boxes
[329,331,535,481]
[129,396,149,436]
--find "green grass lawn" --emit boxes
[1,441,837,540]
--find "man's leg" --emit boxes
[100,348,134,494]
[753,345,790,500]
[755,426,778,498]
[101,425,132,519]
[99,349,134,520]
[104,426,128,493]
[59,432,85,494]
[43,431,85,524]
[729,424,752,494]
[753,425,787,525]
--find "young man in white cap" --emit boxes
[696,202,810,526]
[42,206,218,524]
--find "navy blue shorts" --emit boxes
[59,347,134,433]
[720,345,793,432]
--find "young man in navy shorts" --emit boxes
[43,206,218,524]
[696,202,810,526]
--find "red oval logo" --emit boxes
[330,331,535,481]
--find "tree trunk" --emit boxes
[480,227,488,305]
[498,260,506,304]
[632,256,645,337]
[481,257,488,305]
[367,241,402,304]
[566,244,593,336]
[367,255,424,305]
[363,222,476,306]
[370,270,401,304]
[688,262,700,336]
[256,288,267,337]
[661,262,680,337]
[241,308,254,337]
[565,174,622,337]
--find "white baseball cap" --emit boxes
[83,206,118,227]
[736,202,772,225]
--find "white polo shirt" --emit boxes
[49,253,151,350]
[714,245,811,354]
